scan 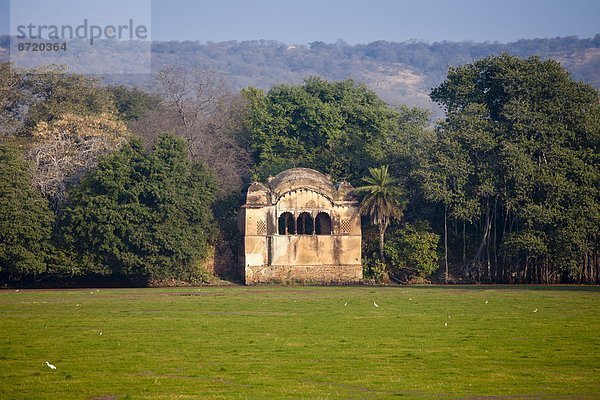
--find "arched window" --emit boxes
[278,212,295,235]
[296,212,314,235]
[315,212,332,235]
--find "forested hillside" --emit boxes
[148,35,600,112]
[1,35,598,116]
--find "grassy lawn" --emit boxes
[0,286,599,399]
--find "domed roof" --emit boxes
[244,168,357,206]
[266,168,336,201]
[268,168,333,191]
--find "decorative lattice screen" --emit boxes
[256,219,267,235]
[341,219,351,235]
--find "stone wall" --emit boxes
[245,264,362,284]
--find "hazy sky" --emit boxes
[1,0,599,44]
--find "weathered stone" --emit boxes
[239,168,362,284]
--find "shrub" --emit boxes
[385,222,440,282]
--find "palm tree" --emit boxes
[355,165,405,262]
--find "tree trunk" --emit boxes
[492,197,498,281]
[462,219,466,268]
[444,205,449,283]
[471,199,491,277]
[379,221,388,262]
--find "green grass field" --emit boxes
[1,286,599,399]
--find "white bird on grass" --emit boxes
[533,309,538,313]
[444,322,448,327]
[485,300,488,304]
[344,301,348,306]
[45,361,57,370]
[373,302,379,308]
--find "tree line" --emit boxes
[1,53,598,285]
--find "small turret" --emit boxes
[245,182,270,206]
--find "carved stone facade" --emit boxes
[239,168,362,284]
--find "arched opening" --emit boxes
[296,212,314,235]
[315,212,332,235]
[278,212,295,235]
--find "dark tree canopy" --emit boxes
[0,143,54,278]
[20,67,117,131]
[243,77,399,182]
[426,53,600,283]
[106,85,160,122]
[61,134,217,281]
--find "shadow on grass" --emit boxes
[405,284,600,292]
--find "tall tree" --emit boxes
[28,113,129,205]
[416,132,479,282]
[429,53,600,283]
[0,65,131,205]
[243,77,399,183]
[355,165,405,262]
[0,144,54,279]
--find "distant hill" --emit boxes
[2,35,599,117]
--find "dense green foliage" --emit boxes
[362,222,440,283]
[22,68,117,132]
[244,78,400,181]
[0,144,54,277]
[1,286,598,398]
[60,134,217,282]
[385,223,441,281]
[106,85,160,121]
[425,54,600,283]
[0,66,223,284]
[0,64,122,136]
